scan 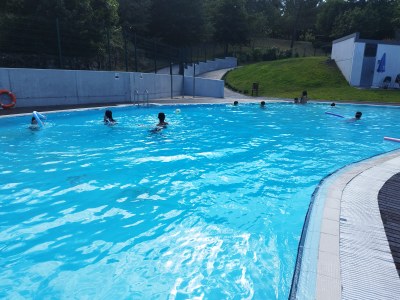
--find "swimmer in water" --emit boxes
[347,111,362,122]
[104,110,117,125]
[151,112,169,132]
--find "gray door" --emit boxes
[360,43,377,87]
[360,57,376,87]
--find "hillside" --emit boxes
[225,57,400,103]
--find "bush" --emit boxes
[262,47,278,61]
[236,46,295,64]
[278,49,292,59]
[251,48,263,62]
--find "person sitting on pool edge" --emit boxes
[104,110,116,125]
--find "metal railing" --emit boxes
[133,89,149,107]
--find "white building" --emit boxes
[331,32,400,88]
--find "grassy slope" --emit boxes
[225,57,400,103]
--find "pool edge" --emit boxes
[289,148,400,300]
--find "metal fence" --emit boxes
[0,15,227,74]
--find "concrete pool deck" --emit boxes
[309,150,400,299]
[2,69,400,299]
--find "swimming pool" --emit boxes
[1,103,399,299]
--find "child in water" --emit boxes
[104,110,116,125]
[29,116,39,130]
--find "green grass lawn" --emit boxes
[225,57,400,103]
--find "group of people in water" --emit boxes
[30,97,362,131]
[232,96,362,121]
[293,90,308,104]
[103,109,168,131]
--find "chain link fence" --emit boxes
[0,15,227,74]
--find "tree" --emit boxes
[316,0,347,39]
[330,0,396,39]
[213,0,250,54]
[280,0,322,49]
[118,0,151,36]
[245,0,282,38]
[317,0,397,40]
[0,0,121,69]
[149,0,206,46]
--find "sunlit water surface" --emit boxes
[1,103,399,299]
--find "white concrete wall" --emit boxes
[183,77,224,98]
[332,33,400,87]
[0,57,235,107]
[184,57,237,76]
[331,35,356,85]
[350,43,365,86]
[372,44,400,87]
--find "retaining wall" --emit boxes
[184,57,237,77]
[0,57,234,108]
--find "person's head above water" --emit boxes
[31,116,37,124]
[233,101,238,106]
[260,101,266,107]
[355,111,362,119]
[157,112,168,126]
[105,110,114,120]
[331,102,336,107]
[158,112,166,122]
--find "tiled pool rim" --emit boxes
[290,148,400,300]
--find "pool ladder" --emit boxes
[133,89,149,107]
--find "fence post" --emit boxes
[170,62,173,99]
[124,30,128,71]
[193,64,196,98]
[134,32,138,72]
[154,41,157,74]
[107,26,111,70]
[182,62,185,98]
[56,18,63,69]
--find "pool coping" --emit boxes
[291,149,400,299]
[2,96,400,118]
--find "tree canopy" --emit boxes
[0,0,399,69]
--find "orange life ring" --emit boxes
[0,89,16,109]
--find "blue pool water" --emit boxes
[1,103,399,299]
